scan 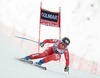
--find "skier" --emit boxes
[23,37,70,72]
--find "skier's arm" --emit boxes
[39,39,58,47]
[64,49,69,72]
[43,39,58,44]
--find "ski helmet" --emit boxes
[62,37,70,45]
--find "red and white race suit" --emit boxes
[30,39,69,67]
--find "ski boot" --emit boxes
[23,56,30,60]
[21,56,33,64]
[35,59,44,65]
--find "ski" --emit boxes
[19,58,47,70]
[19,58,33,64]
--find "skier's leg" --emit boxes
[24,47,53,60]
[43,53,61,63]
[34,53,61,65]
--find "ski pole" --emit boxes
[15,36,40,44]
[67,71,70,75]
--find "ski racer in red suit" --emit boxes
[23,37,70,72]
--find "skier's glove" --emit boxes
[39,42,44,47]
[64,66,69,72]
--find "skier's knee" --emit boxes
[53,54,61,61]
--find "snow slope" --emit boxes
[0,25,100,78]
[0,0,100,78]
